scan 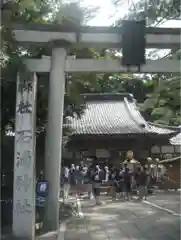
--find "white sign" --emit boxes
[96,149,110,158]
[151,146,160,154]
[175,146,181,153]
[161,145,174,153]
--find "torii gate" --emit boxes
[12,24,180,239]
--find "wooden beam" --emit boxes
[12,24,181,49]
[24,57,181,73]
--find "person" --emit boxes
[103,166,110,195]
[134,167,140,194]
[109,167,117,200]
[118,167,124,198]
[79,162,88,185]
[78,163,89,196]
[86,163,94,199]
[74,165,82,196]
[122,164,132,201]
[113,168,123,199]
[69,164,76,195]
[75,165,81,183]
[104,166,109,182]
[91,164,104,205]
[137,166,149,201]
[62,166,70,201]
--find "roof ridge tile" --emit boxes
[65,96,175,136]
[123,97,148,130]
[81,93,131,101]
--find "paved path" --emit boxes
[65,198,180,240]
[3,194,180,240]
[144,193,180,215]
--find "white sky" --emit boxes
[81,0,181,27]
[82,0,127,26]
[63,0,180,58]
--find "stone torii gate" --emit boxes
[12,24,180,239]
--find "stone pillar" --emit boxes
[13,72,37,239]
[44,42,67,231]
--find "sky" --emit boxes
[80,0,181,28]
[63,0,180,58]
[82,0,128,26]
[79,0,180,58]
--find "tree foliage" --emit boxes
[2,0,179,138]
[114,0,180,25]
[113,0,180,126]
[1,0,103,178]
[140,75,181,125]
[1,1,99,135]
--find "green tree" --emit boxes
[1,1,100,176]
[1,0,53,132]
[1,1,99,135]
[113,0,180,25]
[112,0,180,126]
[140,75,181,125]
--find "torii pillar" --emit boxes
[44,40,69,231]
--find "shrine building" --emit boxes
[63,93,179,165]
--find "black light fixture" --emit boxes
[122,20,146,71]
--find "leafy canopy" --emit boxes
[113,0,180,126]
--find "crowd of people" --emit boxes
[60,154,163,205]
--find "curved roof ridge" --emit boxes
[147,121,180,130]
[81,93,132,101]
[123,97,149,130]
[170,132,181,145]
[66,95,175,136]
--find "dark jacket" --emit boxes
[137,171,149,186]
[61,167,70,184]
[91,168,104,183]
[123,168,132,185]
[69,168,76,184]
[109,170,116,181]
[86,166,93,183]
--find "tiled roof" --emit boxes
[170,133,181,145]
[67,93,176,136]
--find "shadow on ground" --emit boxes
[2,202,78,240]
[146,194,180,214]
[66,200,180,240]
[37,202,78,236]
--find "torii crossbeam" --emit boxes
[24,57,180,73]
[13,24,180,48]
